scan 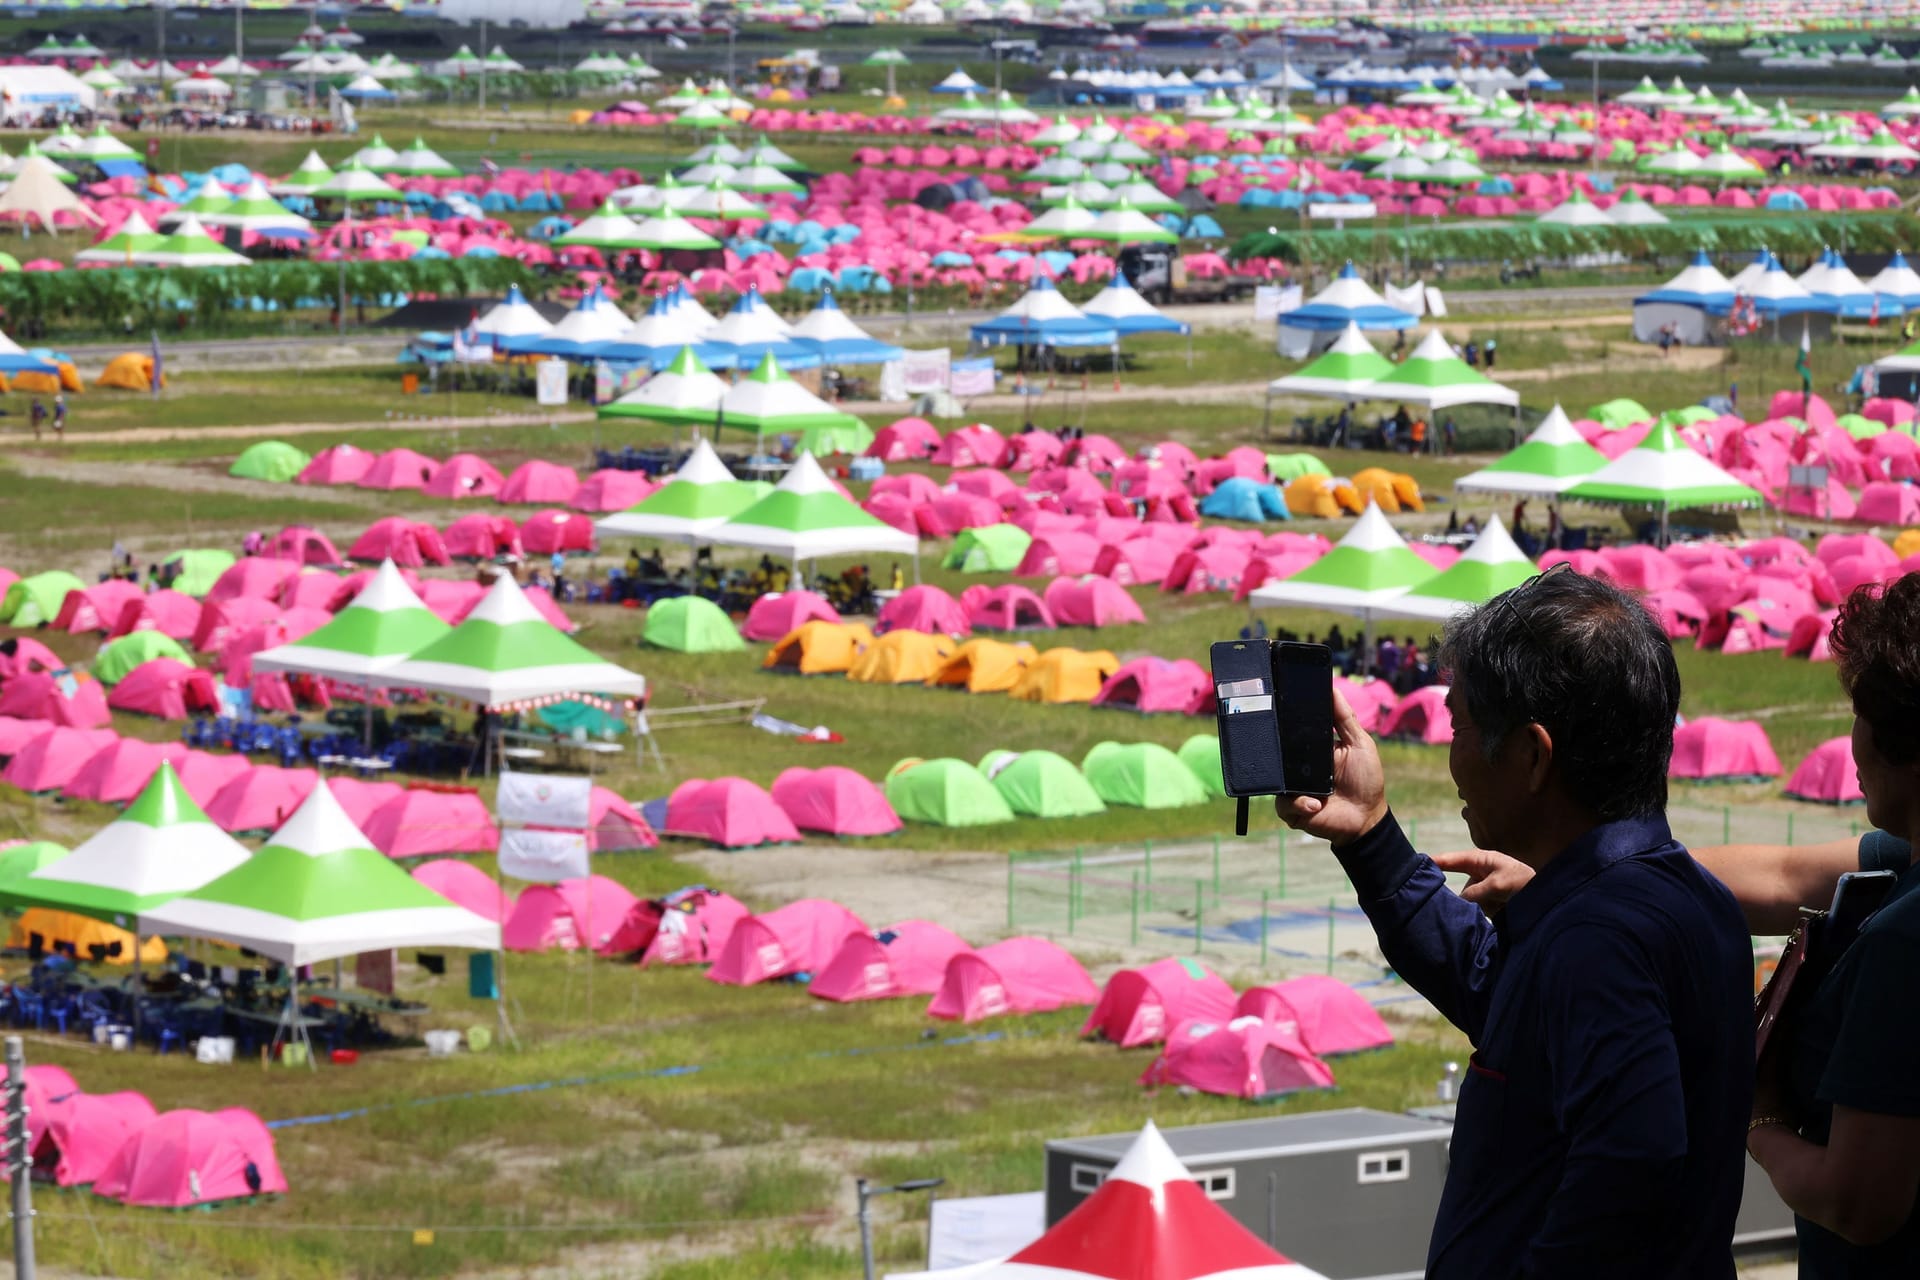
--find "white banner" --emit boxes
[901,348,951,394]
[497,772,592,829]
[1252,285,1287,323]
[1385,280,1427,316]
[925,1192,1046,1270]
[498,828,591,883]
[1425,287,1449,318]
[877,359,908,403]
[949,357,995,398]
[535,359,569,406]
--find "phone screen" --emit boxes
[1275,643,1335,797]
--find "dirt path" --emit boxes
[58,408,595,447]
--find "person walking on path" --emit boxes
[52,392,67,439]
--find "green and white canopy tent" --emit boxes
[270,150,335,198]
[135,213,251,269]
[1377,516,1538,622]
[1563,419,1763,540]
[597,345,726,425]
[10,761,250,930]
[390,137,460,179]
[1356,330,1521,413]
[252,559,450,683]
[1266,321,1397,402]
[1247,501,1437,647]
[138,781,500,1061]
[73,210,164,265]
[717,353,867,443]
[555,200,651,251]
[1454,404,1608,497]
[376,574,646,711]
[627,206,723,252]
[311,161,404,204]
[138,781,498,967]
[594,439,772,543]
[197,178,312,236]
[699,451,919,568]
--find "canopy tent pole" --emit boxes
[912,549,921,585]
[1186,329,1193,371]
[490,856,519,1049]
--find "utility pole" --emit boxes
[235,0,244,66]
[156,0,166,72]
[6,1037,36,1280]
[479,18,488,117]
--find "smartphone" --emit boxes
[1274,642,1335,798]
[1209,640,1285,799]
[1826,870,1897,940]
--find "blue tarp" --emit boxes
[1199,477,1290,522]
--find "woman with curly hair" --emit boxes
[1748,574,1920,1277]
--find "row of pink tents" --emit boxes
[662,769,899,846]
[15,1065,283,1207]
[297,447,656,515]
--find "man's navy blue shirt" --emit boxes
[1335,812,1752,1279]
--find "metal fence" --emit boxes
[1008,801,1872,983]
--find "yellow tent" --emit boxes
[1894,528,1920,561]
[849,630,954,684]
[8,909,167,965]
[763,621,875,675]
[13,361,81,395]
[1009,647,1120,704]
[927,638,1036,693]
[1351,468,1422,514]
[1284,475,1343,518]
[97,352,164,392]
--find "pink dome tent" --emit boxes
[411,859,516,924]
[770,765,901,837]
[499,461,582,506]
[519,509,597,555]
[502,876,642,954]
[811,919,972,1002]
[933,423,1010,468]
[1856,483,1920,526]
[0,717,46,759]
[571,469,657,513]
[1090,538,1179,587]
[875,584,970,636]
[665,776,801,848]
[109,590,201,640]
[866,417,941,461]
[105,659,218,720]
[1044,575,1147,627]
[707,898,868,987]
[1091,657,1209,713]
[1141,1016,1336,1101]
[968,583,1057,631]
[10,1064,77,1172]
[42,1091,157,1188]
[630,887,751,967]
[174,751,252,810]
[1,727,118,794]
[0,637,61,679]
[1235,974,1395,1056]
[927,936,1099,1023]
[92,1108,286,1207]
[348,517,451,568]
[297,444,373,486]
[444,513,524,562]
[1016,533,1103,579]
[1083,957,1236,1047]
[62,739,188,806]
[52,580,144,634]
[0,672,112,729]
[328,778,404,829]
[1787,609,1838,662]
[1380,685,1453,744]
[203,765,317,835]
[363,788,499,859]
[1785,737,1865,804]
[589,788,657,851]
[1669,717,1783,781]
[266,526,342,568]
[742,591,840,643]
[356,448,440,491]
[422,453,505,500]
[192,596,279,653]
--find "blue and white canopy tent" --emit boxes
[1632,249,1735,344]
[789,292,905,365]
[968,276,1119,347]
[1080,277,1192,366]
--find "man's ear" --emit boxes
[1522,722,1554,795]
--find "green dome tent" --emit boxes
[163,549,237,598]
[641,596,745,652]
[1266,453,1334,482]
[985,749,1107,818]
[1587,398,1652,430]
[1177,734,1226,798]
[229,440,312,483]
[1,570,85,627]
[885,758,1014,827]
[95,631,192,685]
[1082,741,1209,809]
[942,525,1032,573]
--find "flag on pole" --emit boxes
[149,330,163,399]
[1797,319,1813,402]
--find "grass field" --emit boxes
[0,61,1897,1277]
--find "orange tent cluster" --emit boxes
[97,352,163,392]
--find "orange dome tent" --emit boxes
[14,359,81,395]
[97,353,163,392]
[1009,648,1120,704]
[8,910,167,965]
[1350,468,1423,514]
[762,621,874,675]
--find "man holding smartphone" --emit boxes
[1279,568,1753,1279]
